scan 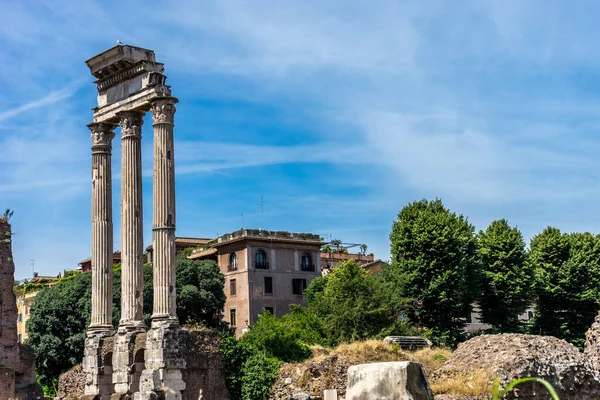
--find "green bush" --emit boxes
[241,351,281,400]
[240,312,312,362]
[220,333,253,399]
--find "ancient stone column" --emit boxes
[150,98,178,322]
[137,97,186,400]
[119,112,145,330]
[88,122,116,332]
[84,123,116,398]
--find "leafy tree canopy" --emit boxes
[389,198,480,342]
[532,228,600,347]
[478,219,532,332]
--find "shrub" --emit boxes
[220,333,253,399]
[241,351,281,400]
[240,311,312,362]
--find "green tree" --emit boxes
[307,260,392,345]
[176,257,226,327]
[220,333,253,399]
[389,199,480,343]
[530,227,570,338]
[478,219,532,332]
[532,228,600,347]
[240,351,281,400]
[240,311,311,362]
[26,272,93,388]
[360,244,368,255]
[280,304,326,346]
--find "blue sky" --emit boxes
[3,0,600,279]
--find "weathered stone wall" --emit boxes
[181,330,229,400]
[0,219,42,400]
[58,329,229,400]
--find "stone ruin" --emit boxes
[0,218,42,400]
[82,45,187,400]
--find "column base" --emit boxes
[88,324,114,334]
[83,330,115,400]
[112,326,147,396]
[137,322,187,399]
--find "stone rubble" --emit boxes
[434,333,600,400]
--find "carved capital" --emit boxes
[119,112,144,139]
[150,98,177,125]
[88,123,116,151]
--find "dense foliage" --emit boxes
[388,199,480,344]
[306,261,401,345]
[26,272,93,391]
[27,258,225,389]
[531,228,600,347]
[176,257,226,326]
[478,219,532,332]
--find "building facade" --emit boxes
[145,237,213,264]
[14,273,60,343]
[190,229,323,337]
[320,251,375,275]
[79,251,122,273]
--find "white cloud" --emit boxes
[0,86,80,122]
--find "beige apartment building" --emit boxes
[14,273,60,343]
[190,229,323,337]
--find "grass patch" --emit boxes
[430,370,498,397]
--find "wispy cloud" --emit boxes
[4,0,600,276]
[174,141,374,175]
[0,85,81,122]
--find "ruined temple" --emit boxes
[82,45,204,400]
[0,218,42,400]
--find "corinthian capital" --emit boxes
[88,123,116,150]
[119,111,144,139]
[150,98,177,125]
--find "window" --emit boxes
[18,313,22,322]
[265,307,274,315]
[528,311,534,321]
[292,278,307,295]
[229,253,238,271]
[301,253,314,271]
[230,279,237,296]
[18,334,21,344]
[255,249,268,269]
[230,309,237,327]
[264,277,273,295]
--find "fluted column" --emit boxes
[88,123,116,332]
[150,98,178,322]
[119,112,145,330]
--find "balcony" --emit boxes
[301,264,315,272]
[255,261,269,270]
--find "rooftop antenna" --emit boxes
[260,195,264,231]
[239,213,244,230]
[30,259,35,277]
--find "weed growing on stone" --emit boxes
[494,377,560,400]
